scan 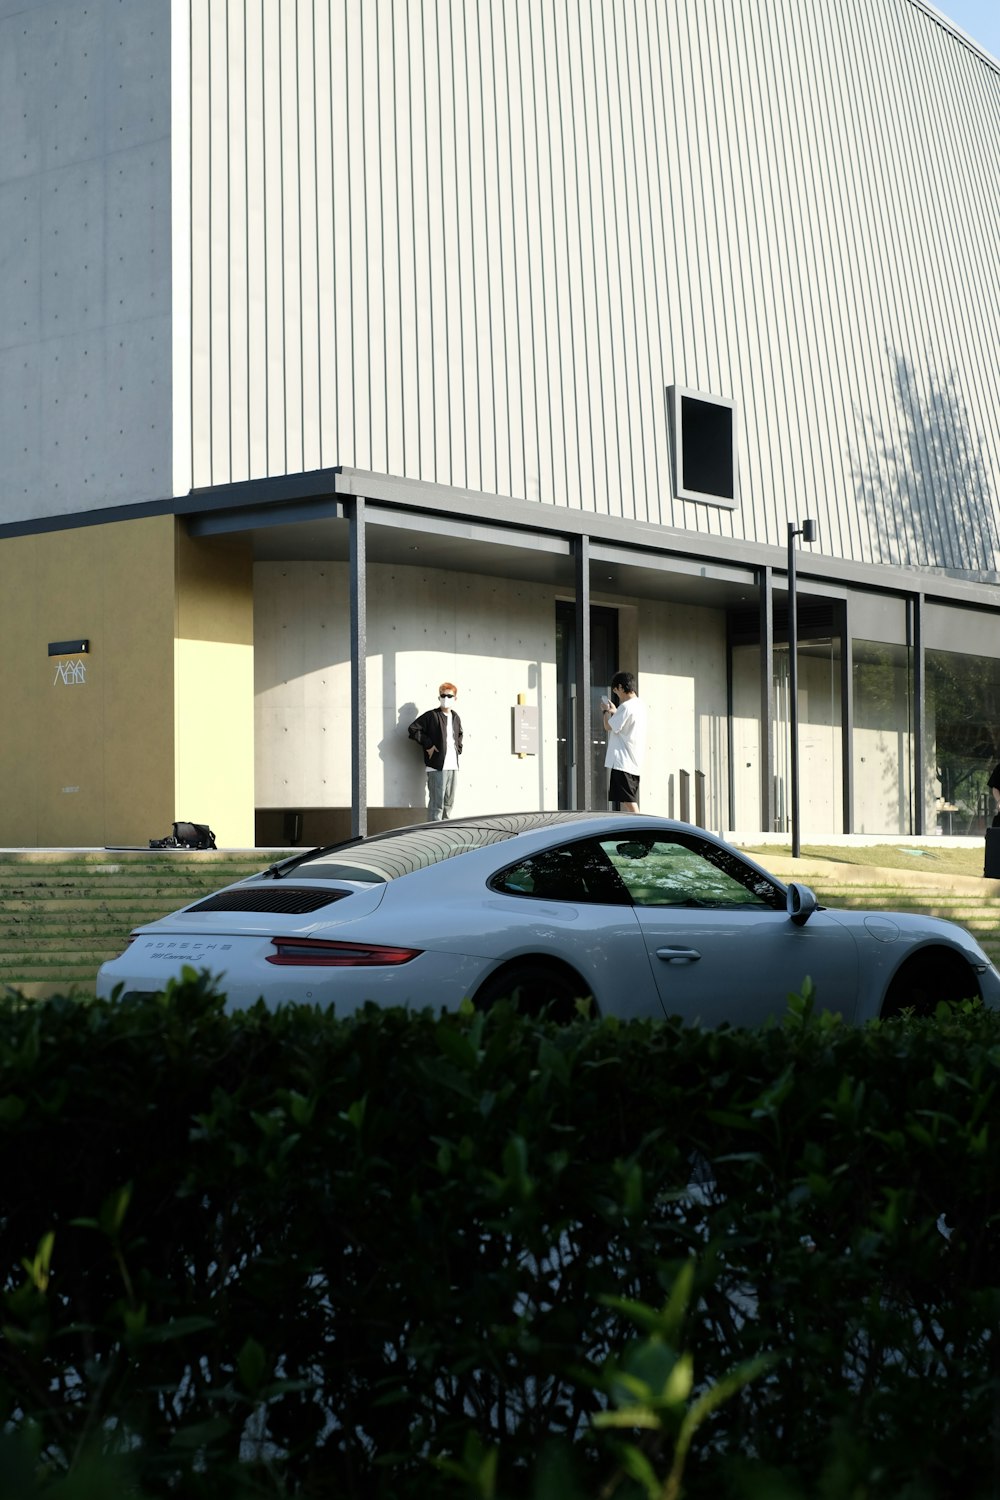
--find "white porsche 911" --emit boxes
[96,812,1000,1025]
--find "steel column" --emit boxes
[787,520,817,855]
[575,536,593,809]
[758,565,775,833]
[912,592,925,836]
[349,496,367,838]
[788,533,801,855]
[841,599,854,833]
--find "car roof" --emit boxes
[336,810,702,844]
[259,812,783,889]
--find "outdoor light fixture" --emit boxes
[787,519,817,858]
[48,640,89,656]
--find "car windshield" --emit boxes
[286,821,532,883]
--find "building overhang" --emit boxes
[3,463,997,616]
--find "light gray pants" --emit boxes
[427,768,457,821]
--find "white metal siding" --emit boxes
[183,0,1000,574]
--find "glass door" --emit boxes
[556,602,619,809]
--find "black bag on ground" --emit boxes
[149,821,217,851]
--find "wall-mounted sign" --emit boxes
[512,704,538,756]
[54,659,87,686]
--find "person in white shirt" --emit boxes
[407,682,463,821]
[601,671,647,813]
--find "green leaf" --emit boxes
[620,1443,664,1500]
[21,1231,55,1292]
[342,1095,367,1131]
[592,1407,661,1431]
[286,1089,317,1127]
[141,1315,216,1343]
[98,1183,132,1238]
[123,1302,148,1337]
[238,1335,267,1394]
[170,1416,232,1448]
[435,1020,479,1073]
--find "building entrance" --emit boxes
[555,602,619,809]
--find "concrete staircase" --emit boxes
[0,850,281,998]
[0,849,998,1001]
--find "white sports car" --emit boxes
[96,812,1000,1025]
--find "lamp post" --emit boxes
[787,518,817,858]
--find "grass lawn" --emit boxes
[738,842,987,878]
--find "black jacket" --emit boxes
[408,707,463,763]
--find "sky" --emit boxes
[931,0,1000,59]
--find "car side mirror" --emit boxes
[786,882,818,926]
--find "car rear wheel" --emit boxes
[880,948,980,1019]
[472,959,593,1022]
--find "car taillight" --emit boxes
[266,938,422,966]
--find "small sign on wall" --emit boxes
[512,704,538,756]
[53,659,87,686]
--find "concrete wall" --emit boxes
[0,0,173,525]
[795,652,844,835]
[632,601,729,829]
[253,561,729,824]
[852,651,914,835]
[254,560,560,817]
[731,644,844,836]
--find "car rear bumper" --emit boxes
[96,937,486,1016]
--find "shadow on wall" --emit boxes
[853,351,998,574]
[378,702,425,808]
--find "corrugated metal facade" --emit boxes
[184,0,1000,575]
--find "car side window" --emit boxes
[491,841,628,904]
[599,836,782,909]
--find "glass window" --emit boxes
[927,649,1000,836]
[599,835,782,909]
[852,640,913,835]
[491,842,628,904]
[668,386,738,508]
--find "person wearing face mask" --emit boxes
[408,682,464,821]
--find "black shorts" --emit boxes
[608,769,640,805]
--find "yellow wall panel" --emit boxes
[1,520,255,848]
[0,537,43,845]
[34,529,108,845]
[174,532,255,845]
[101,518,177,846]
[0,517,177,846]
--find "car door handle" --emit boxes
[656,947,701,963]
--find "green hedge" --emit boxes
[2,976,1000,1498]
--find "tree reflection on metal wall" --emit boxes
[852,352,999,576]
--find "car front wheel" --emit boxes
[880,948,980,1019]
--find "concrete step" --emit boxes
[0,850,291,993]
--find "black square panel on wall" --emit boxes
[667,386,738,509]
